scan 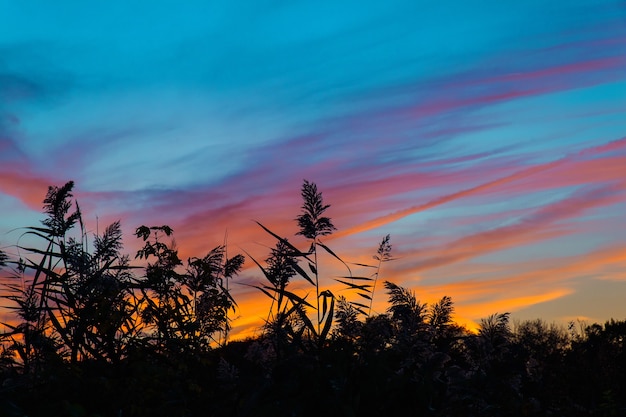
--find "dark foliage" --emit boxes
[0,181,625,416]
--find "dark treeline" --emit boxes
[0,181,625,417]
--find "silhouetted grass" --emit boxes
[0,180,625,416]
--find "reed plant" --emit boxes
[0,182,245,374]
[0,181,139,369]
[250,180,357,349]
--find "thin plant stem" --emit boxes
[314,243,320,336]
[368,256,383,318]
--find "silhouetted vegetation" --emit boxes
[1,181,625,416]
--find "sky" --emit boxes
[1,0,625,337]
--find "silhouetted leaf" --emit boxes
[135,225,151,241]
[291,262,315,287]
[219,283,238,309]
[349,262,377,268]
[319,290,335,342]
[242,250,273,283]
[335,279,373,291]
[316,241,351,275]
[254,221,309,257]
[336,276,373,281]
[252,284,314,310]
[350,301,370,310]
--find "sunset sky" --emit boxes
[1,1,625,337]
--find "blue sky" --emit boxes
[1,0,626,334]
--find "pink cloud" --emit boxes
[0,168,59,210]
[391,181,624,273]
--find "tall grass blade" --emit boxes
[336,276,373,281]
[291,262,315,286]
[254,221,310,258]
[334,279,372,291]
[316,242,351,275]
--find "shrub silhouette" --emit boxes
[133,225,244,352]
